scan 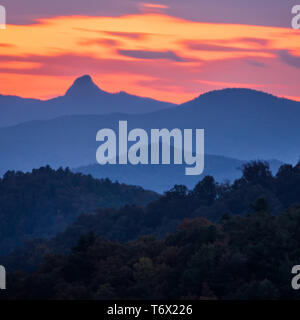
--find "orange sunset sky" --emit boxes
[0,1,299,103]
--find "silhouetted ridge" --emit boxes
[64,75,106,98]
[0,166,159,255]
[193,88,279,103]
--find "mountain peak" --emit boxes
[74,74,93,84]
[64,75,106,98]
[197,88,277,101]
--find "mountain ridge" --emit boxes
[0,75,176,127]
[1,74,299,128]
[74,155,283,193]
[0,82,299,175]
[64,75,108,98]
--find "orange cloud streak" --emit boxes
[0,13,299,103]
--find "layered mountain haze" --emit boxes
[0,75,175,127]
[0,77,299,186]
[75,156,282,193]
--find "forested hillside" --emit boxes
[4,160,300,276]
[3,204,300,300]
[49,161,300,250]
[0,166,158,254]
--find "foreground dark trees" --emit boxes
[2,161,300,300]
[0,166,158,254]
[3,204,300,300]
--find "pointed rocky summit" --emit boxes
[64,75,107,99]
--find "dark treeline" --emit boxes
[2,160,300,299]
[33,161,300,253]
[0,166,158,255]
[3,204,300,300]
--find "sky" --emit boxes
[0,0,299,103]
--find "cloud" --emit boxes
[0,51,298,104]
[185,42,256,52]
[79,38,120,47]
[0,13,299,103]
[118,49,185,61]
[184,37,271,53]
[1,0,296,28]
[140,3,169,14]
[246,59,267,68]
[277,50,300,69]
[0,43,16,48]
[237,37,270,46]
[103,31,149,40]
[141,3,169,9]
[1,0,138,24]
[159,0,296,28]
